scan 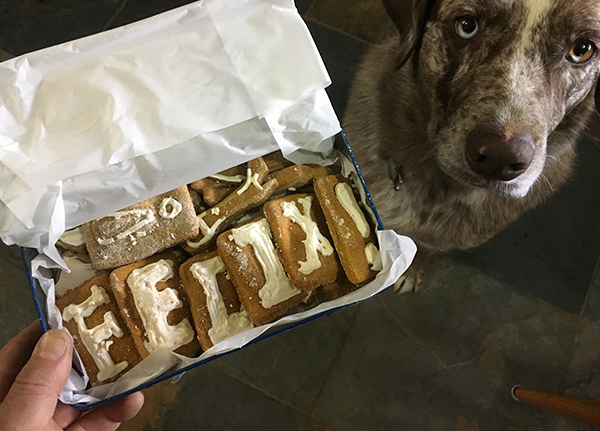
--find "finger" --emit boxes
[0,321,43,401]
[0,329,72,429]
[66,392,145,431]
[54,402,83,429]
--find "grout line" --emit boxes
[209,365,315,418]
[303,17,377,46]
[102,0,129,31]
[579,255,600,321]
[306,307,360,422]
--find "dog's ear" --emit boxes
[382,0,435,71]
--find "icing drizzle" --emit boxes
[281,196,333,275]
[97,209,156,246]
[210,173,245,183]
[231,219,300,308]
[126,259,194,353]
[190,256,253,345]
[334,183,370,238]
[62,285,128,382]
[364,242,378,268]
[158,197,182,219]
[187,214,225,248]
[236,168,263,195]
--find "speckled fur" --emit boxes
[344,0,600,270]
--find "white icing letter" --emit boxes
[335,183,370,238]
[281,196,333,275]
[190,256,253,345]
[127,259,194,352]
[236,168,263,195]
[159,197,182,219]
[62,285,128,382]
[97,209,156,245]
[231,219,300,308]
[186,214,225,248]
[364,242,379,268]
[210,173,245,183]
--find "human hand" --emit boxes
[0,322,144,431]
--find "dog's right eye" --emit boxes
[455,17,479,40]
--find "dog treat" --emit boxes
[110,252,201,358]
[182,158,277,254]
[268,165,315,196]
[321,271,360,302]
[264,194,339,291]
[180,250,253,350]
[55,253,104,298]
[85,186,199,270]
[187,188,205,213]
[56,274,142,386]
[308,164,335,178]
[190,164,248,191]
[202,187,235,207]
[217,218,308,326]
[57,226,88,255]
[263,151,294,172]
[314,175,378,285]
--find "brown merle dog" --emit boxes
[343,0,600,291]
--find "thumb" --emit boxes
[0,329,72,430]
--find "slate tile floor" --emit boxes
[0,1,599,430]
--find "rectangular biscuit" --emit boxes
[84,186,199,270]
[56,273,142,386]
[109,252,201,358]
[216,218,308,326]
[313,175,378,285]
[180,250,253,350]
[263,193,339,291]
[182,158,277,254]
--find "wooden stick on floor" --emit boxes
[512,386,600,427]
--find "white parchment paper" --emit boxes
[0,0,417,405]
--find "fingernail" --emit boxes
[33,330,69,360]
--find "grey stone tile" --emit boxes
[0,1,123,55]
[452,138,600,314]
[209,306,358,414]
[107,0,194,30]
[161,366,311,431]
[306,21,370,116]
[312,256,582,431]
[0,48,13,62]
[0,244,39,346]
[296,0,313,15]
[584,257,600,325]
[548,323,600,431]
[306,0,395,43]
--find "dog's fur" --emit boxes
[343,0,600,290]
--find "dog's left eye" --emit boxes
[455,17,479,39]
[567,40,595,64]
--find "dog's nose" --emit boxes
[465,129,535,181]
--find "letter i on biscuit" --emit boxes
[216,218,309,326]
[263,193,339,291]
[313,175,379,285]
[180,250,254,350]
[55,273,142,386]
[109,252,201,358]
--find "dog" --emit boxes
[343,0,600,291]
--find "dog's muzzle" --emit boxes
[465,126,535,182]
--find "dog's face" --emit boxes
[390,0,600,198]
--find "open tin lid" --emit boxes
[0,0,341,263]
